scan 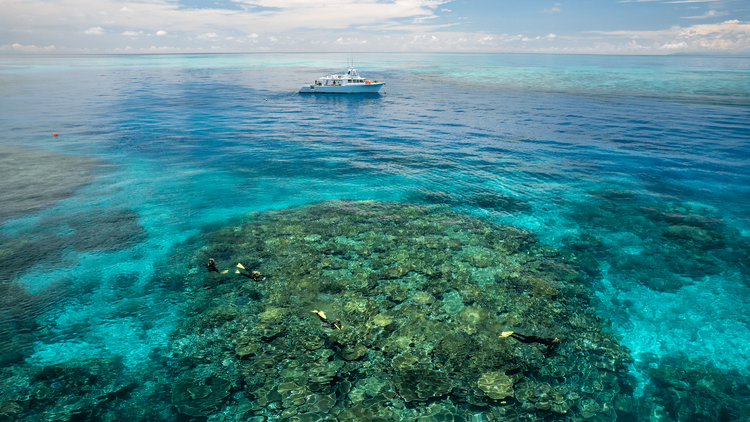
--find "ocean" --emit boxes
[1,53,749,421]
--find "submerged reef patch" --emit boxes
[564,192,750,292]
[166,200,634,421]
[0,147,145,283]
[0,280,70,366]
[407,188,531,213]
[635,354,750,422]
[0,356,176,421]
[0,207,147,282]
[0,146,102,223]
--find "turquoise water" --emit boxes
[1,53,749,420]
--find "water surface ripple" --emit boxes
[1,53,749,417]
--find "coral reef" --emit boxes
[0,146,102,223]
[563,193,750,292]
[163,199,634,421]
[0,207,147,282]
[0,280,70,366]
[4,199,746,421]
[407,187,531,213]
[636,354,750,422]
[172,373,232,417]
[0,148,144,283]
[0,357,174,421]
[477,371,514,400]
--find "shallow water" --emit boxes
[1,53,749,420]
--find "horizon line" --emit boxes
[2,51,749,58]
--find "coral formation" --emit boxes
[0,146,102,223]
[636,354,750,422]
[0,280,70,365]
[171,374,232,417]
[0,207,147,282]
[161,199,634,420]
[0,357,176,421]
[407,187,531,213]
[3,199,747,421]
[564,194,750,292]
[477,371,514,400]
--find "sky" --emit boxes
[1,0,749,54]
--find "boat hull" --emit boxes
[299,83,384,94]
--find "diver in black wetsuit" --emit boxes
[206,258,219,273]
[502,331,561,353]
[235,263,266,282]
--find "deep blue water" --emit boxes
[1,53,749,419]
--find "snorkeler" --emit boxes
[311,310,342,330]
[206,258,219,273]
[236,263,266,281]
[501,331,561,353]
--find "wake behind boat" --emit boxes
[299,66,384,94]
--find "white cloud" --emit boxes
[660,41,689,49]
[3,0,453,46]
[1,0,746,54]
[142,46,181,51]
[84,26,105,35]
[682,10,728,19]
[542,7,561,13]
[0,43,56,52]
[587,20,750,52]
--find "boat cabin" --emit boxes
[314,67,373,86]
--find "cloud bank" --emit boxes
[0,0,748,54]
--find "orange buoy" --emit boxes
[53,133,58,136]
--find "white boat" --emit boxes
[299,66,384,94]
